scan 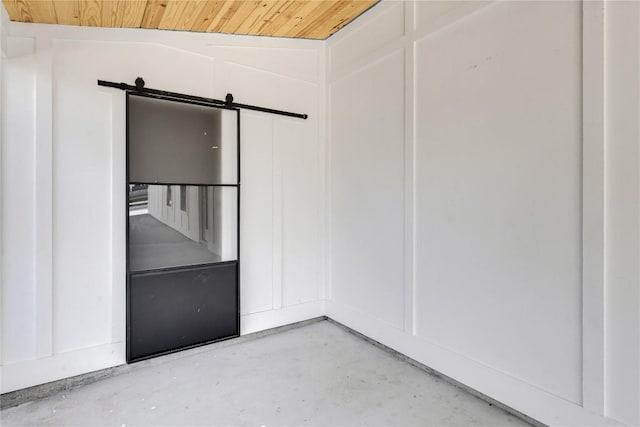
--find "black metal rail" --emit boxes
[98,77,308,120]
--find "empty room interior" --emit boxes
[0,0,639,426]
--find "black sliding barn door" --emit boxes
[126,93,240,362]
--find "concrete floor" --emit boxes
[129,214,220,272]
[1,321,530,426]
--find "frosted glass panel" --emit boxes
[129,185,238,272]
[128,94,238,185]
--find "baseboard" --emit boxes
[241,300,325,334]
[325,317,544,427]
[0,314,326,410]
[0,342,125,397]
[325,300,623,427]
[0,301,324,399]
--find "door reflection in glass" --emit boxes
[128,184,237,272]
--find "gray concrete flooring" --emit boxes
[1,321,530,426]
[129,214,220,272]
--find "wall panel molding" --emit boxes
[0,5,4,366]
[327,0,630,425]
[241,301,324,335]
[326,300,622,427]
[2,20,325,393]
[107,89,126,345]
[329,46,406,331]
[413,1,495,37]
[34,36,53,359]
[317,46,328,302]
[272,116,283,310]
[1,35,37,365]
[581,0,606,414]
[603,1,640,424]
[329,1,405,79]
[1,342,124,394]
[403,1,415,335]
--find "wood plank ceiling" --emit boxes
[1,0,379,40]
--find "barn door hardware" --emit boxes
[98,77,308,120]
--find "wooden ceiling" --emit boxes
[1,0,379,39]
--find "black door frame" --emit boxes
[125,91,241,362]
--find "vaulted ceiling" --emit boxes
[1,0,379,40]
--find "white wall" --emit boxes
[1,22,325,393]
[0,1,7,372]
[327,1,639,426]
[605,2,640,425]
